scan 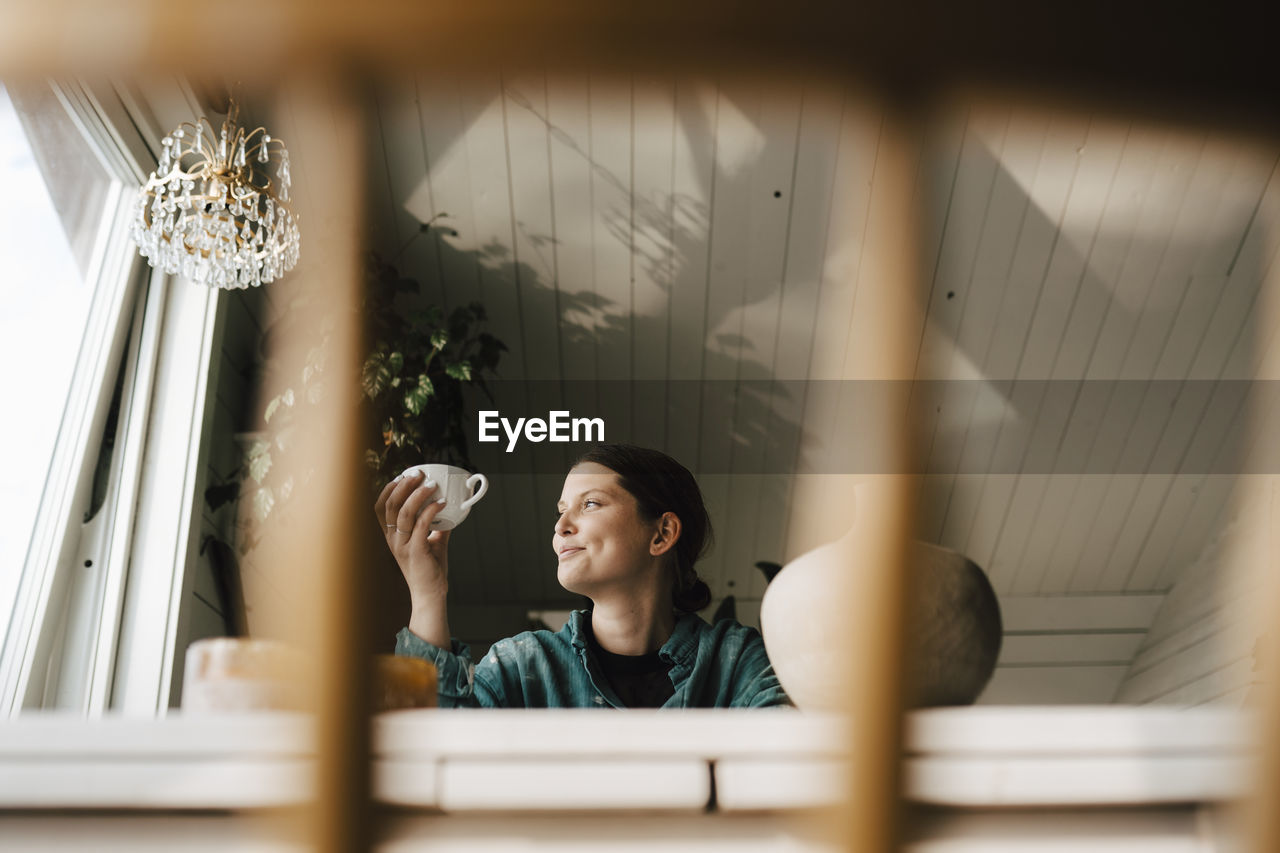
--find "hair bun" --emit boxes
[673,577,712,613]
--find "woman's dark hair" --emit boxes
[573,444,713,613]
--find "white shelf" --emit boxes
[0,707,1251,812]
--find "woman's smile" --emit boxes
[552,462,659,593]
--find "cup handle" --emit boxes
[461,473,489,510]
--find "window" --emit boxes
[0,78,215,717]
[0,82,110,640]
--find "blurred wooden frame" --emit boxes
[1,1,1277,852]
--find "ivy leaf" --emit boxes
[364,449,382,468]
[386,351,404,375]
[404,374,435,415]
[445,361,473,381]
[252,486,275,522]
[361,353,391,399]
[281,388,295,407]
[248,445,273,484]
[430,329,448,351]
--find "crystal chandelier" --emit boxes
[131,100,300,289]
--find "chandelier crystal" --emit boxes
[131,100,300,289]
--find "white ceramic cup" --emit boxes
[399,463,489,530]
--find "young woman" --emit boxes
[375,444,791,708]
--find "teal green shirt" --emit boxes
[395,610,792,709]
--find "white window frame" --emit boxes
[0,78,225,718]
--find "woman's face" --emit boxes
[553,462,659,596]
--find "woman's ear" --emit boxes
[650,512,682,557]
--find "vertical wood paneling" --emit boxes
[501,73,561,382]
[973,122,1090,588]
[662,79,717,467]
[717,81,802,600]
[694,80,758,588]
[375,82,444,307]
[1062,136,1239,593]
[545,74,598,385]
[361,77,1277,680]
[1117,504,1265,706]
[629,74,676,452]
[430,74,519,604]
[587,74,634,385]
[411,74,493,605]
[501,73,568,605]
[749,80,845,597]
[915,108,1007,544]
[1028,127,1166,594]
[586,75,635,528]
[1088,134,1204,380]
[1122,161,1279,590]
[454,74,534,601]
[1002,120,1128,594]
[798,91,880,447]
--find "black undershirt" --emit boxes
[585,623,676,708]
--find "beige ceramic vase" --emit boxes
[759,525,863,711]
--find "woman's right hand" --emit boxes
[375,470,452,603]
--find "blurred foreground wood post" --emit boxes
[829,92,924,853]
[1247,213,1280,853]
[262,74,372,853]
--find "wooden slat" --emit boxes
[834,99,922,853]
[263,74,370,853]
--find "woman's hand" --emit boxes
[375,470,453,645]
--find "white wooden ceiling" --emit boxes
[351,72,1278,627]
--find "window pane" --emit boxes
[0,82,116,632]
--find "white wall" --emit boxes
[979,593,1164,704]
[1116,491,1269,707]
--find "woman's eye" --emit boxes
[583,499,599,509]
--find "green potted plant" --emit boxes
[206,249,507,564]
